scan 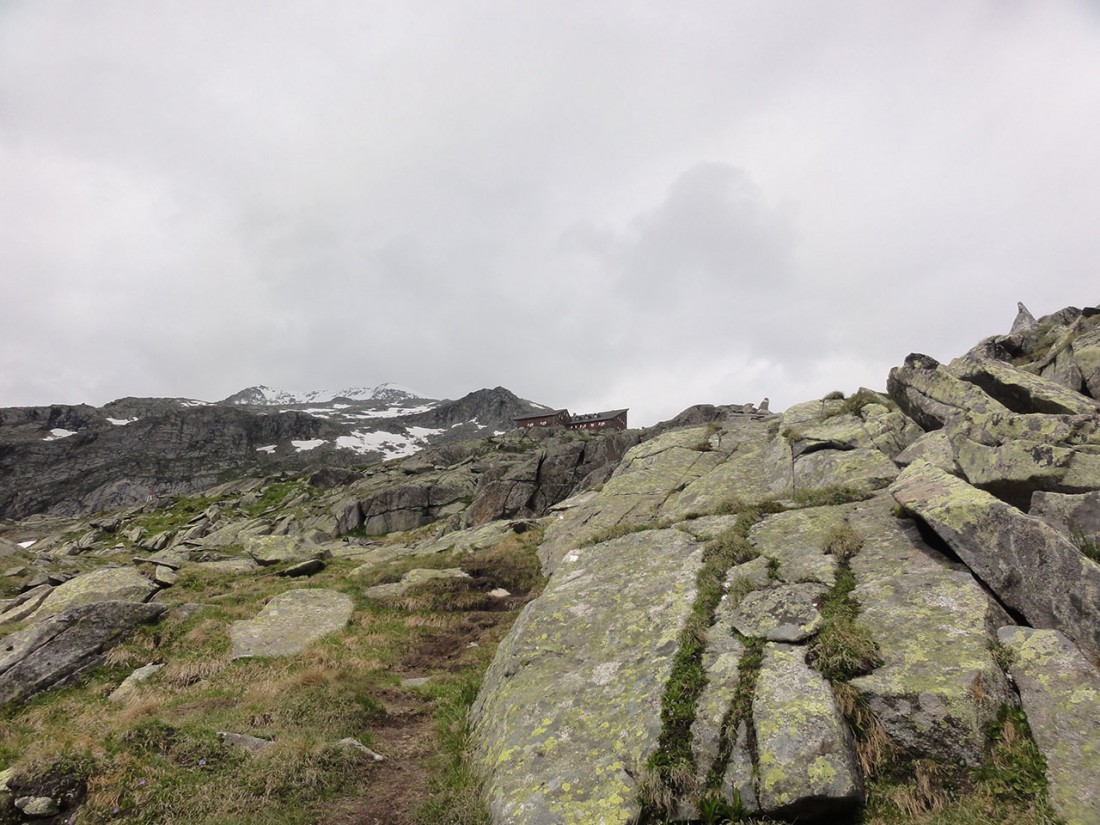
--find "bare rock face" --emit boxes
[0,601,166,708]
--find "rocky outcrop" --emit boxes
[464,431,640,527]
[0,601,165,707]
[892,460,1100,660]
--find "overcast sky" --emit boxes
[2,2,1099,425]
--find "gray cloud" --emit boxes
[3,2,1100,425]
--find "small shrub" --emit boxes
[824,390,846,401]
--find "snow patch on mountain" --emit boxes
[336,425,443,458]
[43,428,78,441]
[222,383,426,406]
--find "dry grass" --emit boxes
[160,657,229,687]
[821,521,864,561]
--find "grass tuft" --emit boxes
[792,485,873,508]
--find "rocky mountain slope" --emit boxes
[0,385,545,521]
[1,303,1099,825]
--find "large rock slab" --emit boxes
[949,354,1100,416]
[887,353,1011,431]
[658,418,790,521]
[792,446,899,496]
[688,631,744,801]
[538,428,719,572]
[0,601,166,707]
[1029,490,1100,543]
[952,433,1100,508]
[752,643,861,819]
[245,535,326,566]
[26,566,157,622]
[472,529,702,825]
[847,495,1012,764]
[997,626,1100,825]
[891,460,1100,661]
[229,589,353,659]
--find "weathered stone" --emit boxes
[363,568,470,600]
[659,418,793,521]
[154,565,178,586]
[277,558,324,577]
[847,495,1012,764]
[997,626,1100,825]
[138,530,174,552]
[887,353,1011,431]
[331,497,364,535]
[752,643,861,818]
[0,601,166,707]
[952,434,1100,508]
[198,518,272,549]
[0,584,52,625]
[412,519,524,556]
[721,721,758,815]
[1041,345,1086,393]
[949,354,1100,416]
[472,529,702,825]
[793,447,898,495]
[1029,490,1100,544]
[245,535,326,566]
[891,460,1100,660]
[717,557,773,614]
[729,583,826,642]
[195,557,259,574]
[27,566,157,622]
[229,589,353,659]
[109,662,164,702]
[334,737,385,761]
[1010,301,1038,334]
[894,429,957,472]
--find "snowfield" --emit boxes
[335,425,443,458]
[43,428,77,441]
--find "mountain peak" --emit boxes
[220,383,426,406]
